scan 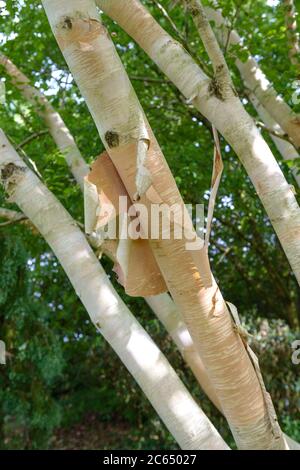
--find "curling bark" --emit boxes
[96,0,300,289]
[0,129,228,451]
[6,66,216,398]
[0,54,89,189]
[43,0,288,449]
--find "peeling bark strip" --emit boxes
[43,0,288,449]
[0,55,89,189]
[85,151,167,297]
[96,0,300,291]
[0,129,228,451]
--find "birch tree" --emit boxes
[0,128,229,451]
[1,0,299,451]
[41,0,290,450]
[0,53,229,407]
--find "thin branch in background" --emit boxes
[223,2,242,56]
[183,0,234,99]
[130,75,170,84]
[255,120,294,144]
[15,130,49,150]
[0,208,27,227]
[0,207,84,231]
[152,0,183,38]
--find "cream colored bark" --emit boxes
[248,93,300,188]
[146,293,300,450]
[146,294,222,412]
[0,129,229,451]
[86,151,167,297]
[42,0,288,449]
[204,6,300,148]
[0,54,89,189]
[96,0,300,290]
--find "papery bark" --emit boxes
[0,129,228,451]
[96,0,300,290]
[146,293,222,412]
[86,151,167,297]
[43,0,287,449]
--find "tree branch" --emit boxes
[15,130,49,150]
[182,0,234,98]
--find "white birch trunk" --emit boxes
[185,0,300,190]
[0,54,89,189]
[248,93,300,188]
[204,6,300,148]
[42,0,288,449]
[0,129,229,451]
[95,0,300,289]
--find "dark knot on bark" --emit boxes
[105,131,120,148]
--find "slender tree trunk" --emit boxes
[185,0,300,187]
[0,129,229,451]
[0,55,89,188]
[42,0,288,449]
[283,0,300,75]
[95,0,300,289]
[248,93,300,188]
[204,6,300,148]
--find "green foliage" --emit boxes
[0,0,299,450]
